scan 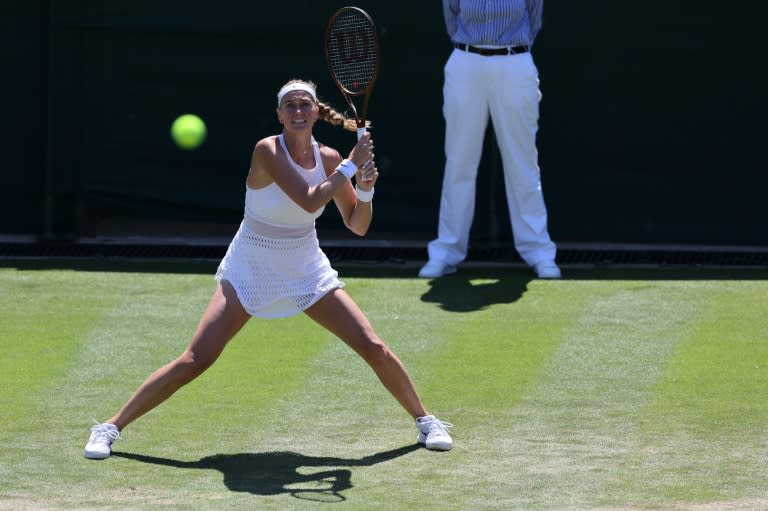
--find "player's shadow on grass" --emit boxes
[113,443,420,502]
[420,270,532,312]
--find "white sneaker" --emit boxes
[418,261,457,279]
[416,415,453,451]
[533,260,561,279]
[84,422,120,459]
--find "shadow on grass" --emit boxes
[112,443,421,502]
[420,272,533,311]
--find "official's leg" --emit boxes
[427,50,491,267]
[489,53,556,266]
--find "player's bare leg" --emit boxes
[304,288,428,418]
[85,281,249,459]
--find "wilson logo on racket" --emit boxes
[333,30,373,66]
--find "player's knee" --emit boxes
[357,336,392,364]
[174,351,215,383]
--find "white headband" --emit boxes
[277,83,317,105]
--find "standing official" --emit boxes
[420,0,560,279]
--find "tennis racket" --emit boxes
[324,6,380,142]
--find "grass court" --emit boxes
[1,259,766,510]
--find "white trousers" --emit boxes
[427,49,557,267]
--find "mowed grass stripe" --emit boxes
[413,275,581,416]
[0,269,119,432]
[384,275,586,510]
[0,267,137,498]
[614,281,768,506]
[2,270,214,501]
[483,281,699,510]
[648,281,768,435]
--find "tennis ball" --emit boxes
[171,114,207,150]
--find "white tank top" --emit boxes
[244,134,326,230]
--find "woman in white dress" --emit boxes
[84,79,453,459]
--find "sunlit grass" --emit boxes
[1,261,766,510]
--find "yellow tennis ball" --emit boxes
[171,114,207,150]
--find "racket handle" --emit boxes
[357,127,373,182]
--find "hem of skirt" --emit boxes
[298,282,345,315]
[216,275,344,319]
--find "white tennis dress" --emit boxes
[215,134,344,318]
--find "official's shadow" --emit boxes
[112,443,421,502]
[420,269,532,312]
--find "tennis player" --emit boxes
[84,79,452,459]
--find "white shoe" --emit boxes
[84,422,120,459]
[418,261,457,279]
[416,415,453,451]
[533,260,561,279]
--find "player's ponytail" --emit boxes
[317,101,371,132]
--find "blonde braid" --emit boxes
[317,101,372,132]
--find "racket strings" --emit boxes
[327,12,377,94]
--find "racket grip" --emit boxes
[357,127,372,182]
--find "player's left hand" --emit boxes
[358,157,378,187]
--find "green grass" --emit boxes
[1,260,766,510]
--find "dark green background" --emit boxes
[4,1,767,244]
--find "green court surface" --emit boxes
[1,260,766,510]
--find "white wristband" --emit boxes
[355,185,375,202]
[335,159,357,180]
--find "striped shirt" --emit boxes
[443,0,543,47]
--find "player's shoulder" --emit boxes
[316,141,343,176]
[251,135,279,163]
[317,142,341,158]
[317,141,341,160]
[254,135,279,151]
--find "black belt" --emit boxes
[453,42,529,56]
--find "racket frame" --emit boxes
[324,6,380,140]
